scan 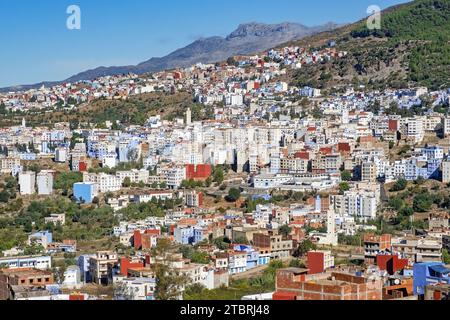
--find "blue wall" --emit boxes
[73,183,94,203]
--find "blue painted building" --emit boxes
[174,226,193,245]
[413,262,450,296]
[258,254,271,266]
[193,227,205,244]
[118,139,140,163]
[29,231,53,246]
[19,153,37,161]
[73,182,97,204]
[233,244,259,269]
[174,226,205,245]
[77,254,95,283]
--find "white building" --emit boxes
[0,255,52,270]
[44,214,66,226]
[37,170,54,195]
[0,157,21,174]
[83,172,122,193]
[160,166,186,189]
[55,148,67,163]
[224,94,244,106]
[442,160,450,184]
[19,171,36,195]
[253,204,273,224]
[406,118,424,144]
[116,169,149,184]
[330,190,378,221]
[253,174,292,189]
[113,276,156,300]
[134,191,173,203]
[62,266,82,289]
[443,117,450,136]
[102,153,117,168]
[185,191,203,208]
[312,208,338,246]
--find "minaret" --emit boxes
[315,195,322,213]
[186,108,192,126]
[342,108,349,125]
[22,118,26,128]
[326,207,338,246]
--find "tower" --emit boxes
[342,108,349,125]
[22,117,26,128]
[326,207,338,246]
[315,195,321,213]
[186,108,192,126]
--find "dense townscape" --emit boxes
[0,0,449,302]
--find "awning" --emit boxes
[430,265,450,275]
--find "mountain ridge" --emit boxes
[0,21,341,92]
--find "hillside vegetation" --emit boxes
[288,0,450,91]
[1,92,211,128]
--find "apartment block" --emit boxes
[37,170,54,195]
[363,234,392,264]
[18,171,36,195]
[0,268,54,300]
[89,251,118,285]
[274,269,383,300]
[307,250,335,275]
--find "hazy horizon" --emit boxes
[0,0,409,87]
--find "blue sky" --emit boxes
[0,0,409,87]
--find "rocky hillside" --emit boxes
[284,0,450,92]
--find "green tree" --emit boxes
[278,225,292,238]
[338,233,362,246]
[226,188,241,202]
[191,251,210,264]
[443,249,450,264]
[152,239,190,300]
[233,236,249,245]
[0,103,7,115]
[54,172,83,191]
[289,259,306,268]
[414,176,426,185]
[122,177,132,188]
[292,240,317,258]
[159,182,167,189]
[341,170,352,181]
[391,179,407,192]
[389,196,405,211]
[0,190,10,203]
[339,182,350,194]
[413,193,433,212]
[213,166,224,185]
[213,237,231,250]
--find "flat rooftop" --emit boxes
[0,268,53,276]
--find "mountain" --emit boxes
[284,0,450,91]
[1,22,341,92]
